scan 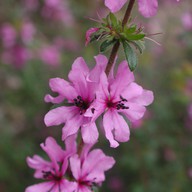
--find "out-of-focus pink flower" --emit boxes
[1,45,31,69]
[25,136,77,192]
[104,0,179,18]
[182,12,192,31]
[1,24,16,48]
[42,0,74,26]
[86,57,154,148]
[21,21,36,43]
[85,27,99,46]
[70,141,115,192]
[39,45,61,67]
[44,55,107,144]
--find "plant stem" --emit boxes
[105,0,136,76]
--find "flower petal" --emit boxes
[68,57,89,99]
[81,122,99,144]
[103,110,119,148]
[138,0,158,18]
[123,103,146,122]
[110,61,134,99]
[104,0,127,13]
[130,89,154,106]
[44,106,77,127]
[113,111,130,142]
[25,181,55,192]
[70,155,81,180]
[45,78,77,103]
[62,114,84,141]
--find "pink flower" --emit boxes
[42,0,74,26]
[25,136,77,192]
[21,21,36,44]
[69,141,115,192]
[104,0,179,18]
[1,45,31,69]
[39,45,61,67]
[85,27,99,46]
[182,12,192,31]
[1,23,16,48]
[86,58,154,147]
[44,55,107,144]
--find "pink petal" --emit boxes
[130,89,154,106]
[82,149,115,183]
[44,106,77,127]
[105,0,127,13]
[81,122,99,144]
[103,111,119,148]
[113,111,130,142]
[110,61,134,99]
[60,179,78,192]
[40,137,65,171]
[85,27,99,46]
[25,181,55,192]
[45,78,77,103]
[68,57,89,99]
[70,155,81,180]
[138,0,158,18]
[123,103,146,122]
[121,82,143,100]
[62,114,84,141]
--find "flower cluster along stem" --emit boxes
[105,0,136,76]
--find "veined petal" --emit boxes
[105,0,127,13]
[81,122,99,144]
[103,110,119,148]
[121,82,143,100]
[62,114,84,141]
[123,103,146,122]
[45,78,77,103]
[113,111,130,142]
[130,89,154,106]
[68,57,89,99]
[70,155,81,180]
[25,181,55,192]
[44,106,77,127]
[110,61,134,99]
[40,137,65,171]
[82,149,115,183]
[60,179,78,192]
[138,0,158,18]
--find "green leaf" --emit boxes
[124,25,136,34]
[100,39,116,53]
[130,40,145,54]
[122,40,137,71]
[125,33,145,40]
[109,13,118,27]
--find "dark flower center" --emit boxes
[74,95,90,115]
[42,171,62,181]
[107,95,129,110]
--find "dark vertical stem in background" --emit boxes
[105,0,136,76]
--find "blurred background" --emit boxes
[0,0,192,191]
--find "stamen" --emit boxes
[74,95,90,115]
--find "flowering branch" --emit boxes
[105,0,136,76]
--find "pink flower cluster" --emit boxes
[26,136,115,192]
[0,21,35,68]
[44,55,154,147]
[104,0,180,18]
